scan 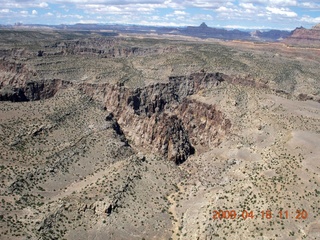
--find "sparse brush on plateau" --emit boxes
[0,26,320,240]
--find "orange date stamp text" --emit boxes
[212,209,308,220]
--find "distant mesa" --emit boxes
[252,29,292,41]
[2,21,320,44]
[282,23,320,47]
[182,22,251,40]
[312,23,320,29]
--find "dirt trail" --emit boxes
[48,160,126,202]
[167,184,184,240]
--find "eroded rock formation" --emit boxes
[283,25,320,47]
[41,38,177,58]
[0,78,69,101]
[80,72,231,164]
[0,58,71,101]
[0,58,231,163]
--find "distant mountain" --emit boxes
[252,29,292,41]
[180,22,251,40]
[5,22,320,44]
[282,24,320,47]
[199,22,208,28]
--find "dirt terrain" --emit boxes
[0,29,319,240]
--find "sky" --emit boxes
[0,0,319,30]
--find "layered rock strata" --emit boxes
[0,67,231,163]
[80,72,231,164]
[41,38,177,58]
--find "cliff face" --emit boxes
[0,57,72,101]
[0,59,35,88]
[178,99,231,146]
[290,27,320,40]
[0,52,231,163]
[0,78,69,101]
[0,70,230,163]
[283,26,320,47]
[40,38,177,58]
[80,72,230,164]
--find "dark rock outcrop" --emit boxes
[81,72,231,164]
[1,53,231,164]
[0,79,70,102]
[0,87,28,101]
[0,56,72,101]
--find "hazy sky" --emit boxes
[0,0,319,29]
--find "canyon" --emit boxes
[0,29,320,240]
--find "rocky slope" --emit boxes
[0,88,179,240]
[0,60,231,164]
[80,72,231,164]
[0,57,70,101]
